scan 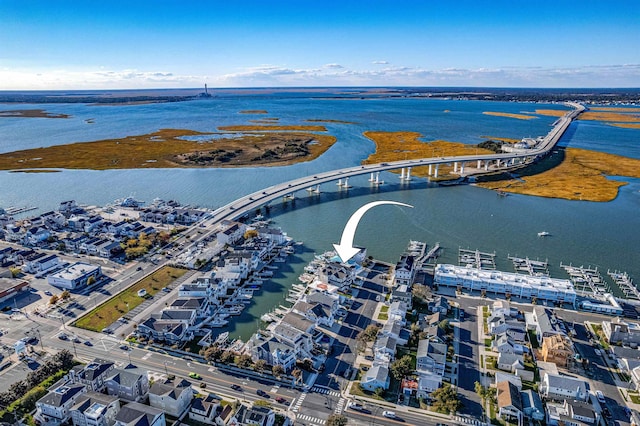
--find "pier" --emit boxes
[561,263,610,296]
[509,256,549,276]
[458,248,496,270]
[608,270,640,300]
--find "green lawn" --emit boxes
[74,266,187,332]
[380,305,389,313]
[377,312,389,320]
[629,392,640,404]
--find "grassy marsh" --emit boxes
[482,112,537,120]
[0,109,70,119]
[0,128,337,170]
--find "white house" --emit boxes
[540,373,589,402]
[35,382,88,426]
[360,364,390,391]
[48,262,102,290]
[416,340,446,376]
[394,255,416,286]
[70,391,120,426]
[148,381,193,418]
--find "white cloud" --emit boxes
[372,60,389,65]
[1,64,638,89]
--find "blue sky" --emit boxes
[1,0,638,89]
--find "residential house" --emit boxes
[527,306,564,347]
[136,317,192,345]
[216,405,242,426]
[494,372,523,390]
[540,373,589,402]
[360,364,390,391]
[496,381,523,426]
[292,300,336,328]
[113,402,165,426]
[380,320,409,345]
[546,400,598,426]
[189,394,220,424]
[493,333,527,355]
[521,389,545,421]
[149,381,193,417]
[391,284,412,305]
[23,253,59,274]
[170,297,212,318]
[24,226,51,246]
[248,334,298,371]
[70,391,120,426]
[97,240,122,258]
[416,371,443,396]
[216,221,246,246]
[373,335,397,361]
[238,405,275,426]
[317,262,358,290]
[602,318,640,347]
[68,359,115,392]
[541,334,574,367]
[388,301,408,324]
[104,366,150,402]
[497,352,525,373]
[394,255,416,286]
[35,382,88,426]
[428,296,449,314]
[416,339,447,376]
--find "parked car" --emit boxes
[83,340,93,346]
[44,290,53,296]
[596,390,606,403]
[58,334,68,340]
[119,344,129,351]
[595,349,602,356]
[347,402,364,411]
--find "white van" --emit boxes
[596,390,605,403]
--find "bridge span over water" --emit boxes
[206,102,584,225]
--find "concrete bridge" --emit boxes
[205,102,584,225]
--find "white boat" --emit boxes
[209,319,229,328]
[538,231,551,237]
[215,331,229,343]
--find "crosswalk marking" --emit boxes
[291,392,307,412]
[296,413,324,425]
[334,398,345,414]
[310,386,341,397]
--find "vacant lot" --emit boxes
[74,266,187,332]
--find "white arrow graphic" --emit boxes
[333,201,414,263]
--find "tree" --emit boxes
[357,324,381,344]
[237,354,253,368]
[254,359,268,373]
[203,345,224,363]
[49,294,59,305]
[412,284,431,305]
[325,414,348,426]
[220,350,235,364]
[430,384,461,414]
[390,355,414,380]
[87,275,96,286]
[272,364,285,378]
[60,290,71,300]
[438,319,451,332]
[374,387,385,397]
[291,369,302,383]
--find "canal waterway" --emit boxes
[1,93,639,340]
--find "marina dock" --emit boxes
[608,270,640,300]
[459,248,496,270]
[509,256,549,276]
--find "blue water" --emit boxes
[1,95,638,340]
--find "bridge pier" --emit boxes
[369,172,375,182]
[400,168,405,179]
[405,167,412,181]
[434,164,439,178]
[477,160,481,169]
[453,162,458,173]
[460,162,465,174]
[428,164,432,176]
[484,161,489,171]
